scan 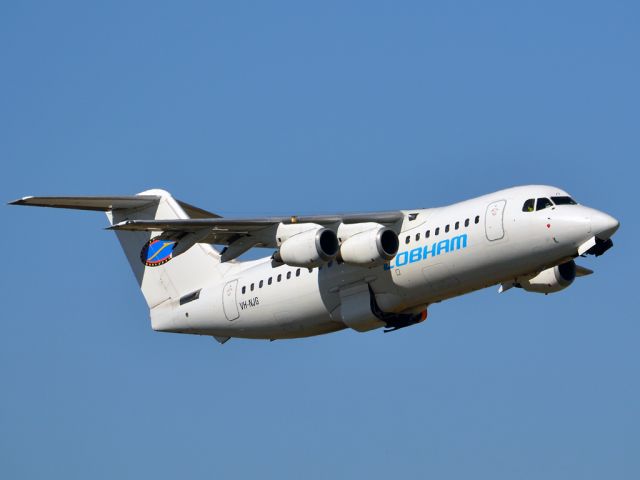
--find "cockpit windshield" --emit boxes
[522,199,535,212]
[551,196,577,205]
[523,195,578,212]
[536,198,553,211]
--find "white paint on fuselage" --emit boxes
[159,185,617,340]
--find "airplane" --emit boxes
[10,185,619,344]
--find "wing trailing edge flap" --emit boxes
[112,218,279,261]
[220,237,263,262]
[168,225,276,261]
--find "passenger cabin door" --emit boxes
[222,280,240,321]
[485,200,506,241]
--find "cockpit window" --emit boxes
[536,197,553,211]
[522,199,535,212]
[551,196,577,205]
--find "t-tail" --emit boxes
[9,190,222,328]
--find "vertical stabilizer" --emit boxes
[106,189,222,309]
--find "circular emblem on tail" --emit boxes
[140,239,176,267]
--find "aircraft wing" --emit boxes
[9,195,220,219]
[11,194,405,262]
[575,264,594,277]
[109,211,405,260]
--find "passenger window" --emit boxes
[242,286,246,294]
[445,225,450,233]
[405,235,410,244]
[250,283,254,291]
[259,280,263,288]
[522,199,535,212]
[426,230,430,238]
[475,215,480,224]
[268,277,272,285]
[286,271,291,279]
[455,221,459,230]
[415,233,420,241]
[277,274,282,282]
[536,197,553,211]
[464,218,469,227]
[435,227,440,236]
[296,268,301,277]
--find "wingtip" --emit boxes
[8,196,34,206]
[107,220,131,230]
[575,264,594,277]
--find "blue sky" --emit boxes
[1,1,638,478]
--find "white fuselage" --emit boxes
[151,185,618,340]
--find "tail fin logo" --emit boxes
[140,239,176,267]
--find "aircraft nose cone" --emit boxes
[591,211,620,239]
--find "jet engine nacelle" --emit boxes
[275,223,339,268]
[338,225,399,267]
[519,260,577,294]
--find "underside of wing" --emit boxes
[109,211,405,261]
[111,211,403,231]
[9,195,161,211]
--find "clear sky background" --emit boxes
[1,1,638,478]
